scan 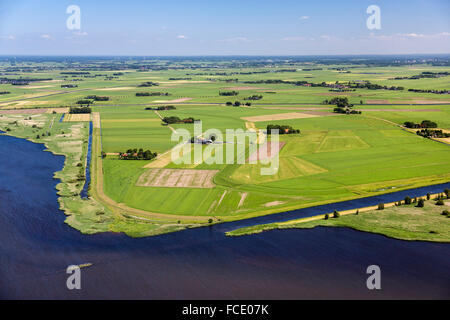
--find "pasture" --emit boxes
[1,59,449,223]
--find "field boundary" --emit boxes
[90,113,214,223]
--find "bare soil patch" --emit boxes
[46,108,69,114]
[153,97,193,103]
[0,108,47,114]
[136,169,219,188]
[263,201,285,207]
[238,193,248,208]
[92,112,101,128]
[248,141,286,162]
[19,85,54,89]
[64,114,91,122]
[0,100,52,108]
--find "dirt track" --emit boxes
[136,169,219,188]
[90,114,213,222]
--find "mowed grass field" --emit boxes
[1,61,450,220]
[100,105,450,217]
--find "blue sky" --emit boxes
[0,0,449,55]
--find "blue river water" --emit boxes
[0,133,449,299]
[80,122,93,199]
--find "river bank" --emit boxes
[0,113,198,237]
[226,193,450,242]
[1,113,449,240]
[0,127,449,299]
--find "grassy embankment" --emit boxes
[1,64,450,237]
[0,113,206,237]
[226,192,450,242]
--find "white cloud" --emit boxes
[177,35,187,39]
[319,35,333,40]
[73,31,88,37]
[402,33,425,38]
[41,34,52,39]
[0,35,15,40]
[299,16,310,21]
[218,37,250,43]
[369,32,450,40]
[281,36,306,41]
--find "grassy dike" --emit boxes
[0,113,198,237]
[226,194,450,242]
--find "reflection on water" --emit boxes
[0,134,449,299]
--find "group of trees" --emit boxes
[407,88,450,95]
[61,71,90,75]
[244,95,263,101]
[219,91,239,96]
[76,99,93,106]
[266,124,300,135]
[395,189,450,209]
[392,71,450,80]
[0,91,10,95]
[242,79,403,91]
[404,120,438,129]
[69,106,91,114]
[348,81,404,91]
[323,97,352,108]
[138,81,159,87]
[119,148,157,160]
[416,129,450,139]
[0,77,52,85]
[334,108,362,114]
[162,116,197,124]
[85,95,109,101]
[225,101,252,107]
[136,92,170,97]
[61,84,78,88]
[325,97,362,114]
[145,105,176,111]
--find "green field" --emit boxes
[226,198,450,242]
[1,57,449,236]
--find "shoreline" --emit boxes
[1,113,449,238]
[226,191,450,242]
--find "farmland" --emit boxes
[1,56,449,237]
[226,194,450,242]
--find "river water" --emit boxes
[0,134,448,299]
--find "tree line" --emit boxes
[145,106,176,110]
[162,116,197,124]
[225,101,252,107]
[138,81,159,87]
[266,124,300,135]
[69,106,91,114]
[416,129,450,139]
[219,91,239,96]
[404,120,438,129]
[85,95,109,101]
[136,92,170,97]
[119,148,157,160]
